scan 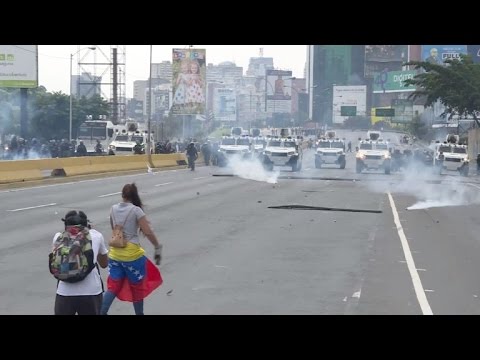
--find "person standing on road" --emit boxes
[201,141,212,166]
[76,141,87,156]
[186,142,198,171]
[100,183,163,315]
[53,210,108,315]
[476,154,480,175]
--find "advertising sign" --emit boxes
[172,48,206,115]
[0,45,38,88]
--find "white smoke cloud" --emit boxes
[362,157,479,210]
[224,154,280,184]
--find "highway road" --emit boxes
[1,130,480,314]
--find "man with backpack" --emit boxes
[50,210,108,315]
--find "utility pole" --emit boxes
[147,45,154,167]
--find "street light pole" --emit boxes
[69,46,96,142]
[69,53,73,142]
[147,45,153,167]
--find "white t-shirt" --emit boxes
[53,228,108,296]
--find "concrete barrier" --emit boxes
[0,153,188,184]
[0,158,64,183]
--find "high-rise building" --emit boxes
[152,61,173,81]
[307,45,366,125]
[133,80,148,102]
[246,57,274,77]
[206,62,243,86]
[71,72,102,99]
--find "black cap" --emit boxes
[62,210,89,227]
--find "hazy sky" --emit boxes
[37,45,307,98]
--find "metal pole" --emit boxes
[182,115,185,139]
[147,45,153,166]
[249,91,252,131]
[69,53,73,142]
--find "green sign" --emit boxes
[341,106,357,116]
[375,108,395,117]
[373,70,417,93]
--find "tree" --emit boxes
[404,54,480,127]
[408,115,428,139]
[30,91,70,140]
[0,88,17,135]
[29,91,110,140]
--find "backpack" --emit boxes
[49,225,95,283]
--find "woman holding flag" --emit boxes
[100,183,163,315]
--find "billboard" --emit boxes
[467,45,480,64]
[373,70,417,93]
[266,69,292,113]
[213,88,236,122]
[171,48,206,115]
[364,45,408,78]
[0,45,38,88]
[421,45,467,65]
[332,85,367,124]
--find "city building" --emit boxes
[71,72,102,99]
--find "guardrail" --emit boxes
[0,153,188,184]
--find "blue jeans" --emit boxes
[100,291,144,315]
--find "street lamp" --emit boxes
[70,46,96,142]
[147,45,154,167]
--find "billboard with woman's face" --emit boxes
[172,48,206,115]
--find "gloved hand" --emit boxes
[154,244,163,265]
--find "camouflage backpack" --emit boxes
[49,225,95,283]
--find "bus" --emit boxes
[77,120,115,154]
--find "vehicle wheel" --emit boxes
[384,165,391,175]
[315,159,322,169]
[339,160,346,169]
[461,166,469,177]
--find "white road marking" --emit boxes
[417,268,427,272]
[7,202,57,212]
[0,168,188,195]
[98,191,122,198]
[214,265,229,269]
[343,297,348,302]
[424,289,435,293]
[155,182,173,187]
[352,290,361,299]
[388,192,433,315]
[194,176,207,180]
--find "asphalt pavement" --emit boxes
[1,130,480,314]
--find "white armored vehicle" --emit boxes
[262,136,303,172]
[433,136,469,176]
[216,135,253,167]
[108,131,154,155]
[315,138,346,169]
[356,139,391,174]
